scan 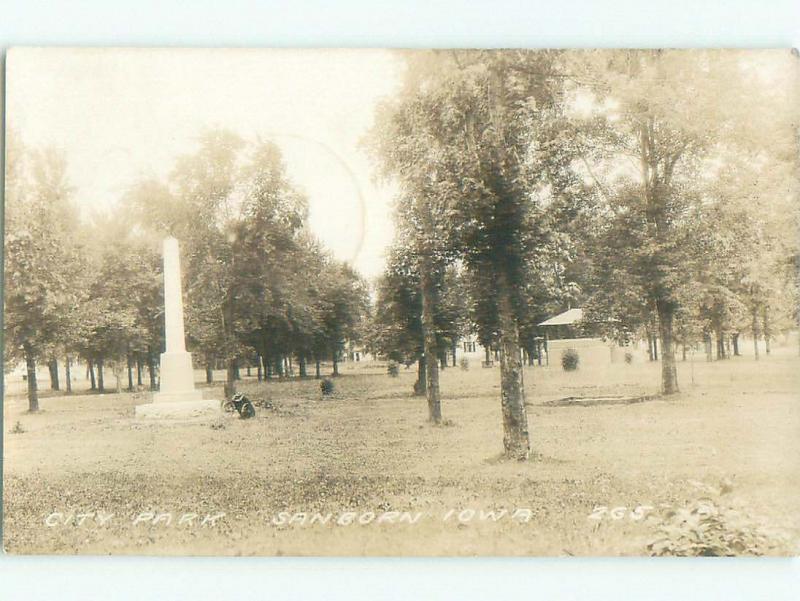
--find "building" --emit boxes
[538,307,629,367]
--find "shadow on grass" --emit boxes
[483,451,570,465]
[541,394,660,408]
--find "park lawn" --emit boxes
[3,351,799,556]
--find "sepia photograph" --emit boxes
[3,47,799,557]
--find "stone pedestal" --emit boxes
[136,398,220,418]
[135,237,220,419]
[153,352,204,403]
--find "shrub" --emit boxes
[320,378,335,397]
[624,351,634,364]
[647,499,794,557]
[254,397,274,410]
[561,348,579,371]
[459,357,470,371]
[11,421,25,434]
[387,360,400,377]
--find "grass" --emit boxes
[3,349,799,556]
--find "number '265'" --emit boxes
[588,505,655,521]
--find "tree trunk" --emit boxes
[681,344,687,361]
[763,306,771,354]
[299,355,308,378]
[484,62,529,458]
[147,345,157,390]
[113,362,123,394]
[233,359,241,381]
[452,342,457,367]
[716,330,725,360]
[64,355,73,394]
[704,334,713,362]
[257,354,263,381]
[732,333,740,356]
[88,358,97,390]
[126,349,134,391]
[315,358,321,379]
[136,354,143,387]
[332,349,340,377]
[646,332,654,361]
[24,344,39,412]
[48,358,60,390]
[415,355,427,396]
[752,307,760,360]
[496,272,530,460]
[484,346,491,365]
[274,354,283,377]
[222,293,237,396]
[439,353,446,370]
[420,268,442,424]
[205,361,214,384]
[224,358,237,399]
[656,301,679,395]
[97,357,105,392]
[259,343,270,379]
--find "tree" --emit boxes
[317,262,369,377]
[369,50,570,456]
[124,130,366,397]
[704,138,800,361]
[4,137,85,411]
[575,50,798,393]
[73,214,164,393]
[368,245,465,395]
[368,58,467,423]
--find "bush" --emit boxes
[320,378,335,398]
[11,421,25,434]
[387,360,400,377]
[254,397,274,410]
[647,499,794,557]
[459,357,470,371]
[561,348,579,371]
[624,351,634,364]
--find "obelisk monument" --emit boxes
[136,237,219,417]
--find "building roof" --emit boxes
[538,308,583,327]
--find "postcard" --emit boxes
[3,48,798,556]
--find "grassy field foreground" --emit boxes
[3,351,799,556]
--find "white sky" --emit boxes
[6,48,404,279]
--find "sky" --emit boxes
[6,48,404,279]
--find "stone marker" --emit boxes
[135,237,220,418]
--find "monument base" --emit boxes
[152,389,205,404]
[158,351,198,395]
[135,398,221,419]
